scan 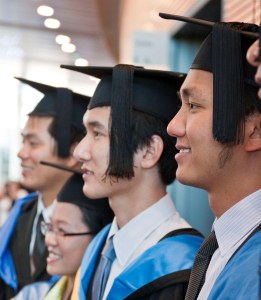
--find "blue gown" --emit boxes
[0,192,50,300]
[76,224,204,299]
[208,227,261,300]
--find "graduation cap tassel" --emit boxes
[212,23,245,144]
[55,88,73,157]
[107,64,135,179]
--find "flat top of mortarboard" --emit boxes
[159,13,259,38]
[60,64,185,81]
[60,64,186,125]
[14,77,89,99]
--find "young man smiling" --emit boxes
[0,78,89,300]
[62,64,204,299]
[163,14,261,300]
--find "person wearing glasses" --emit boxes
[13,174,113,300]
[0,79,90,300]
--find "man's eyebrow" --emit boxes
[21,133,38,139]
[180,86,203,100]
[87,120,106,130]
[180,87,192,98]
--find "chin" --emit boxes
[176,172,201,189]
[21,181,36,192]
[46,265,59,276]
[83,188,106,199]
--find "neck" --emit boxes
[205,152,261,218]
[110,182,166,228]
[208,181,261,218]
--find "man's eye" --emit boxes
[57,228,66,235]
[29,141,39,147]
[94,131,102,137]
[188,102,199,110]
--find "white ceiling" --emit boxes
[0,0,216,70]
[0,0,118,66]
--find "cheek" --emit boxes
[96,143,110,167]
[62,241,89,269]
[31,147,51,161]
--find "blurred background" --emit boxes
[0,0,260,234]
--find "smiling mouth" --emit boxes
[22,166,33,171]
[82,168,94,176]
[179,149,191,153]
[47,252,62,264]
[49,252,61,258]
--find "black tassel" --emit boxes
[106,64,135,179]
[213,23,245,144]
[55,88,73,157]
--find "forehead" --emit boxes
[83,106,111,127]
[21,116,53,136]
[180,69,213,100]
[52,202,81,221]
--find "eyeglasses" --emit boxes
[41,221,95,237]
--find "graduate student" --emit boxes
[246,28,261,99]
[0,78,90,300]
[162,14,261,299]
[62,64,204,299]
[13,173,113,300]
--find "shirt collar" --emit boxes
[107,193,177,267]
[213,189,261,256]
[36,195,56,222]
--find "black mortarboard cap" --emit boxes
[61,64,185,179]
[15,77,90,157]
[159,13,260,144]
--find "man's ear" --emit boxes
[245,114,261,152]
[141,135,164,169]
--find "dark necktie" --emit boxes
[31,213,46,274]
[92,237,116,300]
[185,231,218,300]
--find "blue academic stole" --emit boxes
[77,225,203,299]
[208,229,261,300]
[0,192,39,290]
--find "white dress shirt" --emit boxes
[102,193,191,299]
[29,195,55,256]
[198,189,261,300]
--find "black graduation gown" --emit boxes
[0,197,50,300]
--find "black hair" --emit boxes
[48,118,85,157]
[107,109,177,185]
[79,205,114,234]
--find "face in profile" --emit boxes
[74,106,143,200]
[167,69,240,191]
[17,116,70,192]
[44,202,92,277]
